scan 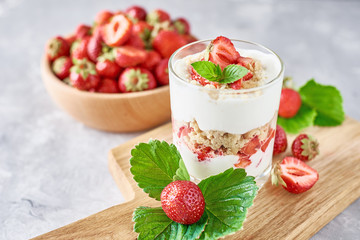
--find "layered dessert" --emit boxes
[169,36,283,183]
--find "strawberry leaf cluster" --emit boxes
[278,79,344,134]
[130,140,258,240]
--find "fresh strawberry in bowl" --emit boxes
[118,67,157,93]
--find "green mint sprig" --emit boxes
[191,61,249,84]
[277,79,345,134]
[130,140,258,240]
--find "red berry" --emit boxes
[71,37,90,60]
[146,9,171,25]
[96,59,122,79]
[152,30,187,58]
[114,46,147,68]
[118,67,157,93]
[140,50,162,70]
[291,134,319,161]
[161,180,205,225]
[261,128,276,152]
[75,24,91,39]
[183,34,198,43]
[190,67,219,88]
[272,157,319,194]
[237,56,255,69]
[96,78,119,93]
[46,36,70,62]
[155,58,169,85]
[173,18,190,34]
[87,28,103,62]
[278,88,302,118]
[209,36,240,70]
[125,34,145,49]
[102,14,132,47]
[132,21,153,41]
[64,35,77,46]
[125,5,147,22]
[241,136,260,156]
[273,125,287,155]
[52,56,73,80]
[70,58,100,91]
[95,10,114,26]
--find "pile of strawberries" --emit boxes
[272,125,320,194]
[46,6,196,93]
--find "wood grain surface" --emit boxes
[33,117,360,240]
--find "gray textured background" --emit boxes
[0,0,359,239]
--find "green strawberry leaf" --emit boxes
[219,64,249,84]
[130,140,190,201]
[191,61,222,82]
[299,79,345,126]
[133,207,208,240]
[198,168,258,239]
[277,104,317,134]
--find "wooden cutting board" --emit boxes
[34,117,360,240]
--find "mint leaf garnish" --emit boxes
[198,168,258,239]
[277,104,317,134]
[130,140,190,200]
[191,61,222,82]
[299,79,345,126]
[133,207,208,240]
[191,61,248,84]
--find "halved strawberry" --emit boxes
[102,14,132,47]
[152,30,187,58]
[75,24,91,39]
[95,10,114,26]
[46,36,70,62]
[208,36,240,69]
[146,9,171,25]
[140,50,161,70]
[125,5,147,22]
[272,157,319,194]
[154,58,169,85]
[118,67,157,93]
[96,78,119,93]
[114,46,147,67]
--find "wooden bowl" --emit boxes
[40,56,171,132]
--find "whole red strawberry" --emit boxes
[125,5,147,22]
[96,78,119,93]
[155,58,169,85]
[173,18,190,35]
[75,24,91,39]
[102,14,132,47]
[118,67,156,93]
[292,134,319,161]
[272,157,319,194]
[125,34,146,49]
[70,58,100,91]
[161,180,205,225]
[146,9,171,25]
[96,58,122,79]
[152,30,187,58]
[114,46,147,68]
[52,56,73,80]
[208,36,240,70]
[273,125,287,155]
[278,88,302,118]
[140,50,161,70]
[46,36,70,62]
[71,37,90,60]
[95,10,113,26]
[87,28,103,62]
[132,21,153,41]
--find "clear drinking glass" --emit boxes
[169,39,284,186]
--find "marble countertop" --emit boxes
[0,0,359,239]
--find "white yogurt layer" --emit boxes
[176,137,274,180]
[170,49,283,135]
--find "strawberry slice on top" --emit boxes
[208,36,240,70]
[102,14,132,47]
